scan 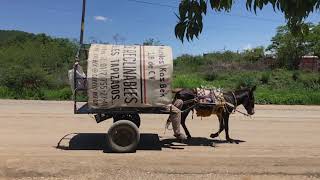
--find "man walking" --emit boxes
[167,99,187,140]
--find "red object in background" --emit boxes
[299,56,320,72]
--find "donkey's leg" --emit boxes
[210,114,224,138]
[223,113,235,143]
[181,110,192,139]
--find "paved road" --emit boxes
[0,100,319,180]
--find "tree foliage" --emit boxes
[175,0,320,42]
[267,23,320,69]
[242,46,265,62]
[0,30,77,97]
[143,38,161,46]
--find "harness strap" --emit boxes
[225,102,250,116]
[183,98,197,105]
[235,109,251,117]
[177,91,252,117]
[226,102,235,108]
[231,92,237,113]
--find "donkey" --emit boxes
[174,86,256,143]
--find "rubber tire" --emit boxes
[113,113,141,128]
[107,120,140,153]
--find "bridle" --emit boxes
[226,91,252,117]
[243,91,254,114]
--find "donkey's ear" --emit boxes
[251,85,257,91]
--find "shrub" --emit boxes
[242,46,265,62]
[260,72,271,84]
[43,87,72,100]
[292,71,300,81]
[203,71,219,81]
[299,74,320,90]
[173,74,205,88]
[1,65,50,91]
[0,86,15,98]
[236,76,257,89]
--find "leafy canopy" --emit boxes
[175,0,320,42]
[0,30,77,92]
[267,22,320,69]
[143,38,161,46]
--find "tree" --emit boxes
[0,30,77,96]
[266,24,311,69]
[307,24,320,57]
[112,33,126,44]
[242,46,265,62]
[175,0,320,42]
[143,38,161,46]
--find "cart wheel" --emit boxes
[113,113,141,128]
[107,120,140,153]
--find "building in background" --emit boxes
[299,56,320,72]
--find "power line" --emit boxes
[126,0,177,9]
[125,0,281,23]
[219,13,281,23]
[225,13,280,23]
[23,0,281,23]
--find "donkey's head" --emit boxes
[237,86,256,115]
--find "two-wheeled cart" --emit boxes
[72,0,173,153]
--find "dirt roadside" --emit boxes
[0,100,319,180]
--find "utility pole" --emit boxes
[79,0,86,46]
[74,0,87,112]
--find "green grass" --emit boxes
[173,74,207,88]
[42,87,72,100]
[0,86,15,99]
[255,87,320,105]
[0,86,72,100]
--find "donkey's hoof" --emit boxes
[210,133,218,138]
[226,138,236,144]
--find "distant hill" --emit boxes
[0,30,77,99]
[0,30,35,45]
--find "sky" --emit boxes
[1,0,320,57]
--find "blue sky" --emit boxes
[1,0,319,57]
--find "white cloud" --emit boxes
[94,16,110,22]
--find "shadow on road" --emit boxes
[161,137,245,149]
[56,133,162,151]
[56,133,245,152]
